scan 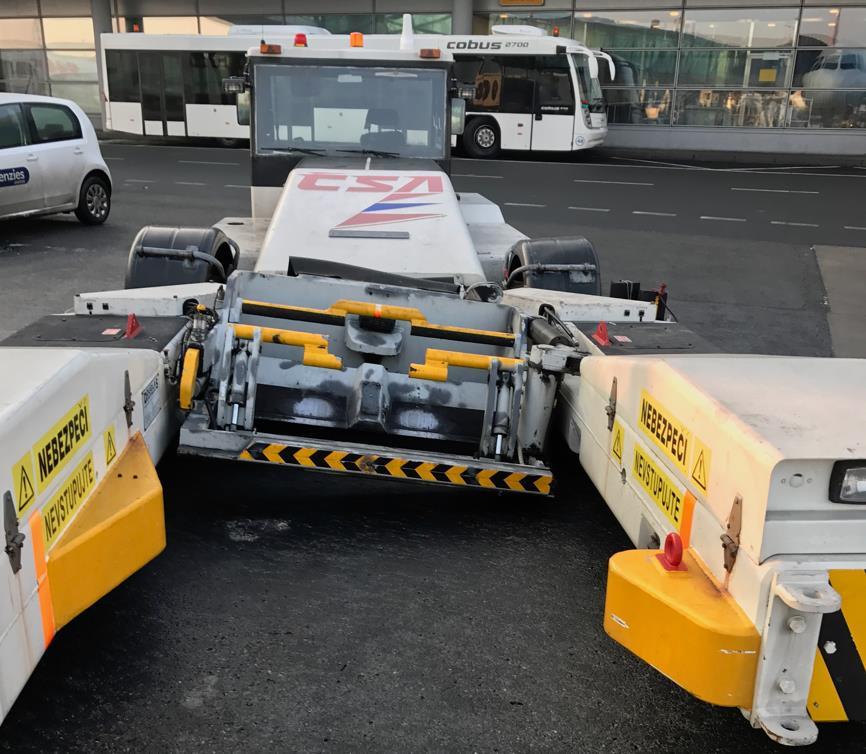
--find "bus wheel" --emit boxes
[463,118,500,158]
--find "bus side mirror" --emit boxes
[223,76,246,95]
[588,55,599,79]
[451,98,466,135]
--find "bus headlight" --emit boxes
[829,461,866,503]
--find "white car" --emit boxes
[0,93,112,224]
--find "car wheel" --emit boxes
[74,175,111,225]
[462,119,500,159]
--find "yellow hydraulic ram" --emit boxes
[232,323,342,369]
[409,349,523,382]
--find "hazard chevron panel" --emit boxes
[808,569,866,722]
[238,441,552,495]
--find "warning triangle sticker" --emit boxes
[17,464,34,513]
[611,424,624,463]
[104,427,117,466]
[691,450,708,491]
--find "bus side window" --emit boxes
[497,56,534,114]
[106,50,140,102]
[535,57,575,114]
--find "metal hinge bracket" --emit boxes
[3,491,25,574]
[721,493,743,572]
[123,370,135,428]
[605,376,617,430]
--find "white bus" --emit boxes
[99,24,613,156]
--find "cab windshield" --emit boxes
[571,53,605,113]
[254,63,447,158]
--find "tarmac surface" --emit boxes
[0,145,863,752]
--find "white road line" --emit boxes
[700,215,746,222]
[175,181,206,186]
[504,202,545,207]
[452,173,503,179]
[568,206,610,212]
[770,221,819,227]
[224,184,250,188]
[124,178,154,183]
[612,155,706,171]
[632,210,676,217]
[104,156,125,161]
[731,187,819,194]
[178,159,240,166]
[732,164,840,172]
[844,225,866,230]
[574,179,653,186]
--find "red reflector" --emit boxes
[419,48,441,59]
[656,532,687,572]
[294,33,307,47]
[591,321,610,347]
[552,26,560,37]
[260,41,282,54]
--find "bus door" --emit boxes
[138,52,186,137]
[531,56,576,151]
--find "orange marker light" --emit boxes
[294,33,307,47]
[350,32,364,47]
[260,41,282,54]
[419,48,441,59]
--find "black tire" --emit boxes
[74,175,111,225]
[462,118,500,158]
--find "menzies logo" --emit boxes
[297,173,445,229]
[0,166,29,187]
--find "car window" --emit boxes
[0,104,27,149]
[27,103,82,143]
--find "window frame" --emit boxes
[23,102,83,144]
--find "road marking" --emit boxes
[574,179,653,186]
[844,225,866,231]
[568,206,610,212]
[612,155,706,171]
[632,210,676,217]
[771,221,819,227]
[700,215,746,222]
[175,181,206,186]
[452,173,503,179]
[178,159,240,166]
[504,202,545,207]
[124,178,154,183]
[104,156,125,161]
[224,184,250,189]
[731,187,819,194]
[732,164,840,172]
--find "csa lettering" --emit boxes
[298,173,443,194]
[37,401,90,484]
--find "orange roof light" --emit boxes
[350,32,364,47]
[294,33,307,47]
[260,41,282,54]
[419,48,441,59]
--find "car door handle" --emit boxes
[26,154,38,162]
[73,147,84,155]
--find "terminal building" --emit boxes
[1,0,864,155]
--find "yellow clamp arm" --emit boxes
[409,348,522,382]
[179,347,201,410]
[232,324,342,370]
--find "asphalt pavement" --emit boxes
[0,145,863,752]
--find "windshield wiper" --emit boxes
[336,148,399,158]
[263,146,326,156]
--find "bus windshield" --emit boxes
[253,64,447,158]
[571,53,605,112]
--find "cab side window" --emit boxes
[26,104,82,144]
[0,104,27,149]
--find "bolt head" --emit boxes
[779,678,796,694]
[788,615,807,634]
[824,640,837,655]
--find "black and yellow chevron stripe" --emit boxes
[808,569,866,721]
[238,442,552,495]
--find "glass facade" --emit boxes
[1,3,863,133]
[479,5,866,131]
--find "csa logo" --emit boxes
[298,172,445,229]
[0,166,29,187]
